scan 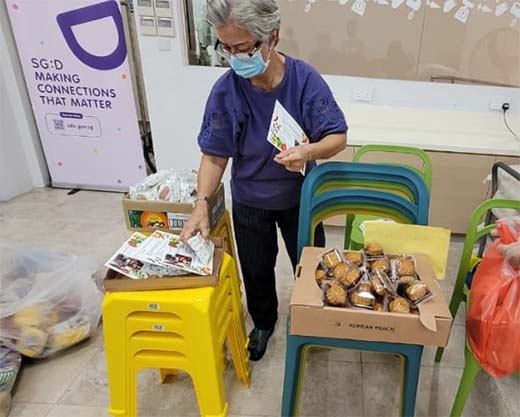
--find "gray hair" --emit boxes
[207,0,281,42]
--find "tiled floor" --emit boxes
[1,188,518,417]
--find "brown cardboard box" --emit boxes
[290,247,453,347]
[123,183,225,233]
[104,241,224,292]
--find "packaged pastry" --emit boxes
[370,257,390,273]
[13,326,49,358]
[320,249,344,270]
[374,301,385,312]
[392,255,417,276]
[370,272,387,296]
[47,317,91,351]
[403,280,434,307]
[324,282,348,307]
[350,287,376,309]
[373,270,398,296]
[343,251,363,266]
[315,268,329,287]
[335,264,362,288]
[388,296,411,314]
[13,304,59,328]
[364,242,384,257]
[398,275,417,285]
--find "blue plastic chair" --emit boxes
[281,162,430,417]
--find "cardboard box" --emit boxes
[290,247,453,347]
[104,241,224,292]
[123,183,225,234]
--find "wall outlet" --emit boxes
[353,89,373,102]
[490,96,511,111]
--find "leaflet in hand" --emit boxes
[104,232,187,280]
[267,100,309,175]
[132,231,214,276]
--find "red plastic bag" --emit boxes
[466,217,520,378]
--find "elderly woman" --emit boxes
[181,0,348,361]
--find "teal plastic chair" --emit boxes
[346,145,433,250]
[282,162,430,417]
[433,198,520,417]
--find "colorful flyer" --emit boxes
[267,100,309,175]
[132,231,214,276]
[104,233,186,279]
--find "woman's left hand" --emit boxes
[274,145,311,172]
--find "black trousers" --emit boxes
[232,202,325,330]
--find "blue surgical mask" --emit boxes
[228,48,272,79]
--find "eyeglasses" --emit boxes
[214,39,263,58]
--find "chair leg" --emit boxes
[281,335,306,417]
[435,293,464,363]
[450,346,481,417]
[400,345,423,417]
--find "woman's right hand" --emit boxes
[180,201,210,242]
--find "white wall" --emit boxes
[134,1,520,180]
[0,0,49,201]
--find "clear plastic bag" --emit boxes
[129,169,198,203]
[0,241,102,358]
[484,164,520,219]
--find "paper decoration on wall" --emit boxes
[511,1,520,26]
[391,0,406,8]
[303,0,520,25]
[443,0,457,12]
[477,3,493,12]
[352,0,367,15]
[495,1,509,15]
[454,5,471,21]
[406,0,421,19]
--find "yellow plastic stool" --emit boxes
[103,254,250,417]
[211,210,240,280]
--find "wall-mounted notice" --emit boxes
[6,0,146,190]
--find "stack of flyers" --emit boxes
[267,100,309,175]
[105,231,215,280]
[105,233,188,280]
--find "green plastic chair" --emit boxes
[346,145,433,250]
[433,198,520,417]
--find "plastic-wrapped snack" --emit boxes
[350,286,376,309]
[334,263,362,288]
[320,249,344,269]
[343,251,363,266]
[370,257,390,273]
[388,296,411,314]
[374,301,385,312]
[324,282,348,307]
[373,269,398,296]
[13,326,49,358]
[403,280,434,307]
[398,275,417,285]
[364,242,384,257]
[370,272,387,296]
[393,255,417,276]
[315,267,332,287]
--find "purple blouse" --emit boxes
[198,55,348,210]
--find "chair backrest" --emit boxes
[478,162,520,256]
[298,162,430,258]
[353,144,433,191]
[456,198,520,293]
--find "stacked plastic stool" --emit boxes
[103,253,250,417]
